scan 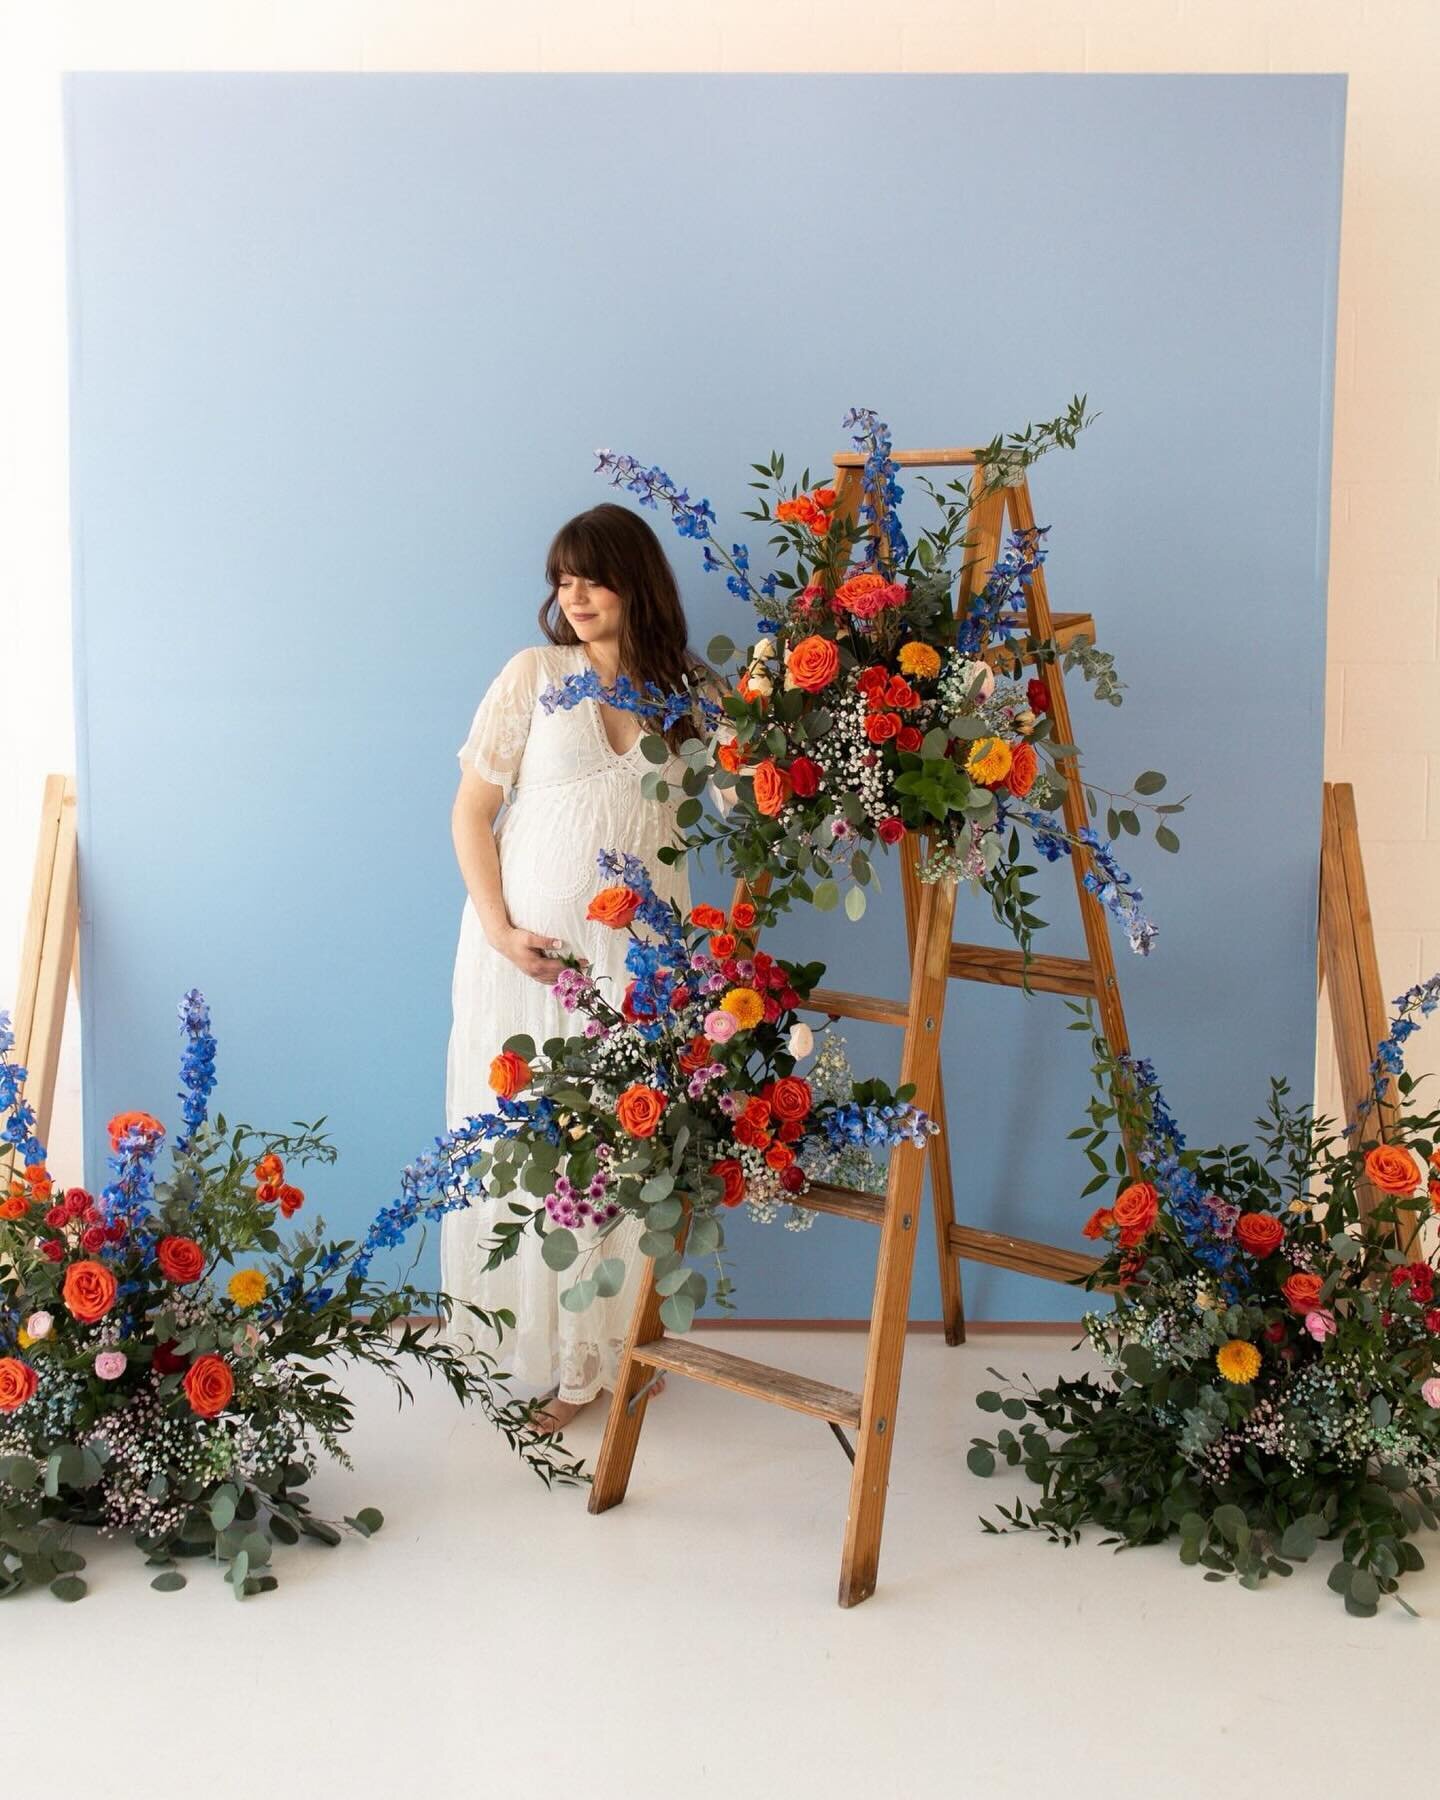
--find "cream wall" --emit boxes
[4,0,1436,1185]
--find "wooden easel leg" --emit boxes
[589,1209,689,1513]
[838,873,958,1606]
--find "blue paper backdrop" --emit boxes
[63,72,1345,1319]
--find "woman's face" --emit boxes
[557,570,624,645]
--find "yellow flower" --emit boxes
[720,986,764,1030]
[1215,1339,1261,1385]
[897,642,941,681]
[227,1269,268,1310]
[965,736,1013,785]
[17,1327,33,1350]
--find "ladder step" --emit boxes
[800,1181,887,1225]
[948,943,1097,997]
[632,1336,863,1429]
[990,611,1094,656]
[803,985,909,1027]
[948,1224,1102,1286]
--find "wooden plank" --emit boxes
[840,865,959,1606]
[3,775,75,1181]
[984,610,1095,666]
[631,1336,862,1429]
[803,985,909,1028]
[948,1224,1104,1287]
[833,448,984,469]
[948,942,1096,997]
[798,1182,886,1225]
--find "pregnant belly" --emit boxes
[497,789,608,907]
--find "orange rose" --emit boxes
[1282,1271,1325,1314]
[489,1050,532,1100]
[690,904,727,931]
[709,933,737,959]
[254,1152,284,1185]
[1364,1144,1421,1195]
[1235,1212,1284,1258]
[764,1142,796,1171]
[1111,1181,1159,1246]
[732,1094,774,1149]
[0,1192,30,1221]
[0,1357,39,1413]
[586,885,643,929]
[717,740,749,773]
[616,1084,667,1138]
[786,635,841,694]
[1005,741,1039,799]
[710,1158,746,1207]
[182,1353,234,1419]
[106,1109,165,1150]
[679,1036,712,1074]
[1081,1207,1115,1240]
[752,759,793,817]
[62,1258,118,1323]
[156,1236,206,1286]
[277,1184,305,1219]
[730,900,757,931]
[769,1077,813,1122]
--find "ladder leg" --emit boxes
[588,1208,690,1513]
[839,872,958,1606]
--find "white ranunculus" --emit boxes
[752,637,776,661]
[24,1310,53,1340]
[787,1022,815,1059]
[956,658,996,702]
[746,671,773,697]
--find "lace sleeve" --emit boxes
[456,647,542,801]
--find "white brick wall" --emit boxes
[4,0,1437,1166]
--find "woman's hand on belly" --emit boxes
[487,921,568,985]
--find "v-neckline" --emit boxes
[573,643,645,760]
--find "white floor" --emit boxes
[16,1327,1434,1799]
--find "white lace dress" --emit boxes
[440,640,694,1405]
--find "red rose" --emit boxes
[876,817,905,845]
[777,1119,804,1143]
[157,1235,206,1285]
[780,1165,807,1194]
[856,666,889,700]
[788,756,821,798]
[1235,1212,1284,1258]
[1425,1309,1440,1335]
[679,1036,711,1073]
[182,1353,234,1419]
[896,725,923,753]
[45,1205,68,1229]
[764,1143,796,1170]
[152,1340,189,1376]
[864,711,900,744]
[1263,1319,1288,1343]
[277,1184,305,1219]
[81,1225,107,1253]
[104,1221,126,1243]
[64,1191,89,1220]
[1027,677,1051,714]
[885,676,918,709]
[709,1159,746,1208]
[41,1240,65,1263]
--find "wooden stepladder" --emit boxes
[588,449,1135,1605]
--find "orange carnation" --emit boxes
[1005,741,1039,799]
[62,1258,118,1323]
[489,1050,532,1100]
[0,1357,39,1413]
[1364,1144,1421,1196]
[182,1353,235,1419]
[752,759,793,817]
[1111,1181,1159,1246]
[586,884,643,929]
[786,635,841,694]
[616,1083,666,1138]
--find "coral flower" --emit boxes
[1215,1340,1262,1384]
[105,1109,165,1150]
[965,737,1014,786]
[752,759,793,817]
[183,1354,234,1419]
[615,1084,666,1138]
[62,1258,119,1322]
[720,987,765,1030]
[1364,1144,1421,1195]
[1004,742,1039,799]
[834,572,905,619]
[785,636,841,694]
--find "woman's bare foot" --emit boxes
[527,1394,588,1435]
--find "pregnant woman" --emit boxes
[442,501,722,1435]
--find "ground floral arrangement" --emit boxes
[447,850,934,1331]
[539,401,1185,959]
[0,998,582,1603]
[970,977,1440,1617]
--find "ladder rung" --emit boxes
[633,1337,863,1429]
[988,611,1095,657]
[803,985,909,1027]
[799,1182,887,1225]
[948,1224,1102,1286]
[948,943,1097,997]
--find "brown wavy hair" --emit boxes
[539,503,712,751]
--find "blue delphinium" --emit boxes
[1011,810,1158,956]
[956,525,1049,656]
[538,664,723,733]
[0,1009,47,1168]
[174,987,218,1153]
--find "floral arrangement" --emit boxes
[969,977,1440,1616]
[447,850,936,1332]
[0,996,580,1603]
[543,403,1184,958]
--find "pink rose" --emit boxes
[1422,1376,1440,1409]
[703,1010,739,1044]
[1303,1308,1337,1342]
[94,1350,127,1380]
